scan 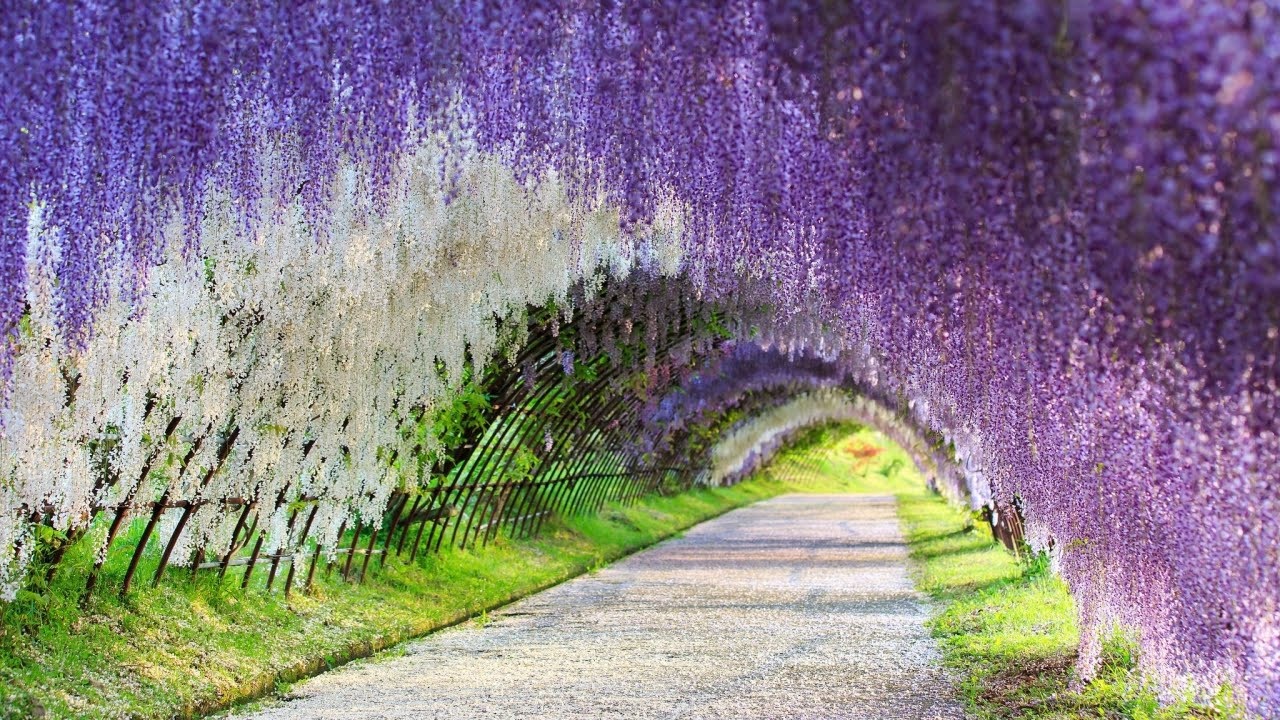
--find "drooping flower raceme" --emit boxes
[0,136,685,598]
[706,390,858,485]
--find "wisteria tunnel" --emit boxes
[1,2,1278,719]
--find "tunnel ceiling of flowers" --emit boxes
[0,2,1277,716]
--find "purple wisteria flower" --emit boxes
[0,1,1277,713]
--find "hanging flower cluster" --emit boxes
[705,390,860,485]
[1,137,685,597]
[1,1,1277,712]
[634,343,842,458]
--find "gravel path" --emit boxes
[237,494,966,719]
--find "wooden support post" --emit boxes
[265,506,300,592]
[216,503,254,579]
[342,519,362,580]
[285,505,320,597]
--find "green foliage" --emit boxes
[690,311,734,341]
[509,445,539,482]
[430,381,490,449]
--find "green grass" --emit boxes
[896,489,1243,719]
[4,423,1239,720]
[0,423,887,720]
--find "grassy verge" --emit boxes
[0,423,885,720]
[7,421,1233,720]
[896,489,1243,719]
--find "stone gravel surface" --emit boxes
[236,494,967,719]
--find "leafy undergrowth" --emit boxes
[0,423,891,720]
[897,492,1244,720]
